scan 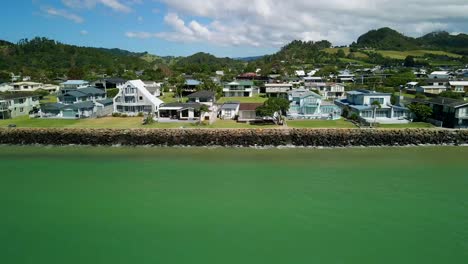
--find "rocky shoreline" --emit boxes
[1,128,468,147]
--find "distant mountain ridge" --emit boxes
[353,27,468,54]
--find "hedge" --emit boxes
[1,128,467,147]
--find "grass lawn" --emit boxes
[1,146,467,264]
[40,95,58,104]
[0,116,280,129]
[286,119,357,128]
[378,122,435,129]
[160,92,187,103]
[217,95,267,104]
[375,50,462,60]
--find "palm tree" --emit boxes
[198,104,211,125]
[371,100,382,127]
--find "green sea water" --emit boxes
[1,146,467,264]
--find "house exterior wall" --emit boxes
[2,96,41,118]
[114,82,160,115]
[238,110,257,121]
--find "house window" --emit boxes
[369,98,384,105]
[19,107,24,112]
[362,111,373,118]
[139,96,143,101]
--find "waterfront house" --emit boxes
[113,80,164,116]
[287,89,341,120]
[238,103,263,122]
[219,102,240,120]
[316,83,346,100]
[158,102,204,121]
[337,70,355,83]
[407,97,468,128]
[223,80,259,97]
[264,83,293,98]
[335,90,409,124]
[0,92,41,119]
[58,87,107,104]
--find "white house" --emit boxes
[287,89,341,120]
[238,103,263,122]
[265,83,293,98]
[449,81,468,93]
[219,102,240,120]
[428,71,451,79]
[113,80,164,116]
[0,92,41,119]
[11,82,44,92]
[337,70,355,83]
[0,83,12,92]
[295,70,306,77]
[223,80,259,97]
[416,86,449,95]
[335,90,409,124]
[317,83,346,100]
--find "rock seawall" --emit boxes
[1,128,467,147]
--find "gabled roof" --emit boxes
[221,102,240,110]
[66,101,95,110]
[187,90,216,98]
[128,80,164,106]
[239,103,263,111]
[160,102,202,111]
[40,103,65,111]
[78,87,106,96]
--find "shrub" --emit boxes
[137,112,144,117]
[112,112,121,117]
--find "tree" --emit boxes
[415,93,427,100]
[371,100,382,126]
[336,49,346,58]
[106,88,119,99]
[256,97,290,117]
[408,103,432,121]
[198,104,211,125]
[67,67,84,79]
[404,55,415,67]
[439,91,463,100]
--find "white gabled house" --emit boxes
[113,80,164,116]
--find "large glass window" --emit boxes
[370,98,384,105]
[362,111,373,118]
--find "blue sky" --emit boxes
[1,1,468,57]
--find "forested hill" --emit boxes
[353,27,468,54]
[173,52,245,74]
[0,37,153,81]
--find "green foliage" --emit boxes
[336,49,346,58]
[383,70,416,87]
[316,66,337,77]
[439,91,463,99]
[408,103,433,121]
[106,88,119,99]
[0,37,152,82]
[404,56,415,67]
[256,97,290,117]
[415,93,427,100]
[173,52,244,74]
[67,67,84,79]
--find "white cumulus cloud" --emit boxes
[62,0,132,13]
[43,7,84,23]
[128,0,468,47]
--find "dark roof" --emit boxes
[161,102,203,110]
[0,91,41,100]
[63,101,95,110]
[409,97,468,108]
[97,98,114,106]
[64,91,88,98]
[41,103,65,111]
[239,103,263,111]
[221,102,240,110]
[78,87,106,95]
[425,78,450,83]
[187,90,216,98]
[104,77,126,84]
